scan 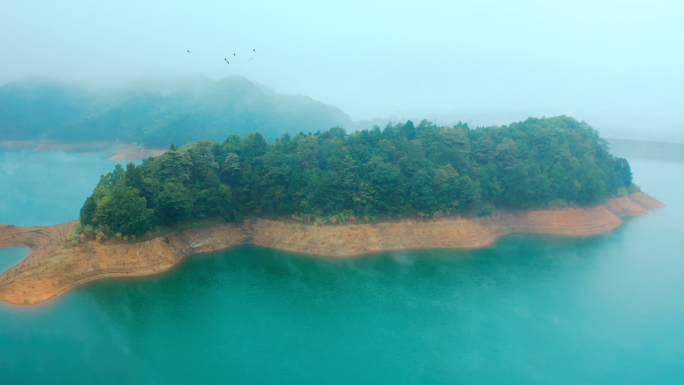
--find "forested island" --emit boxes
[77,116,636,238]
[2,115,665,305]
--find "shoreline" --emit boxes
[0,192,665,306]
[0,140,166,160]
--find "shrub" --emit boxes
[82,225,94,238]
[477,204,495,217]
[66,223,84,242]
[547,199,569,209]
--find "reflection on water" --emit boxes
[0,156,683,384]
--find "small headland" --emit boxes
[0,193,664,306]
[0,140,165,160]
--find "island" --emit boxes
[0,116,665,305]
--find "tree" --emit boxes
[80,196,96,225]
[613,157,632,187]
[409,171,436,212]
[404,120,416,140]
[221,152,241,185]
[125,162,145,191]
[155,148,193,183]
[110,185,154,235]
[187,140,219,184]
[92,195,112,227]
[297,135,319,169]
[156,181,193,224]
[241,133,268,159]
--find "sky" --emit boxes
[1,0,683,139]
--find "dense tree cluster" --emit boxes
[80,116,634,236]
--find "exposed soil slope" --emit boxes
[0,193,663,306]
[629,192,666,210]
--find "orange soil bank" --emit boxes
[0,193,664,306]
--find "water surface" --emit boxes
[0,150,135,226]
[1,152,683,384]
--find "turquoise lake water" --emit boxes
[1,149,683,384]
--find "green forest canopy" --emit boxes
[79,116,635,236]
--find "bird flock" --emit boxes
[187,48,256,66]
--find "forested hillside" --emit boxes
[0,82,97,140]
[79,116,635,236]
[0,77,352,146]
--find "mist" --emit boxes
[2,0,683,139]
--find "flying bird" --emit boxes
[233,53,236,56]
[253,49,255,52]
[187,50,190,53]
[249,58,253,61]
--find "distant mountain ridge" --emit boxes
[0,77,353,147]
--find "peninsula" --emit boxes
[1,115,663,305]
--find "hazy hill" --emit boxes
[0,81,98,140]
[0,77,353,147]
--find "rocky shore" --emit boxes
[0,192,664,306]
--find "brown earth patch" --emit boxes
[606,197,649,217]
[629,192,666,210]
[106,145,166,160]
[0,194,664,306]
[0,140,165,160]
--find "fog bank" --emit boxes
[2,0,682,138]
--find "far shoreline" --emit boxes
[0,192,665,306]
[0,140,166,160]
